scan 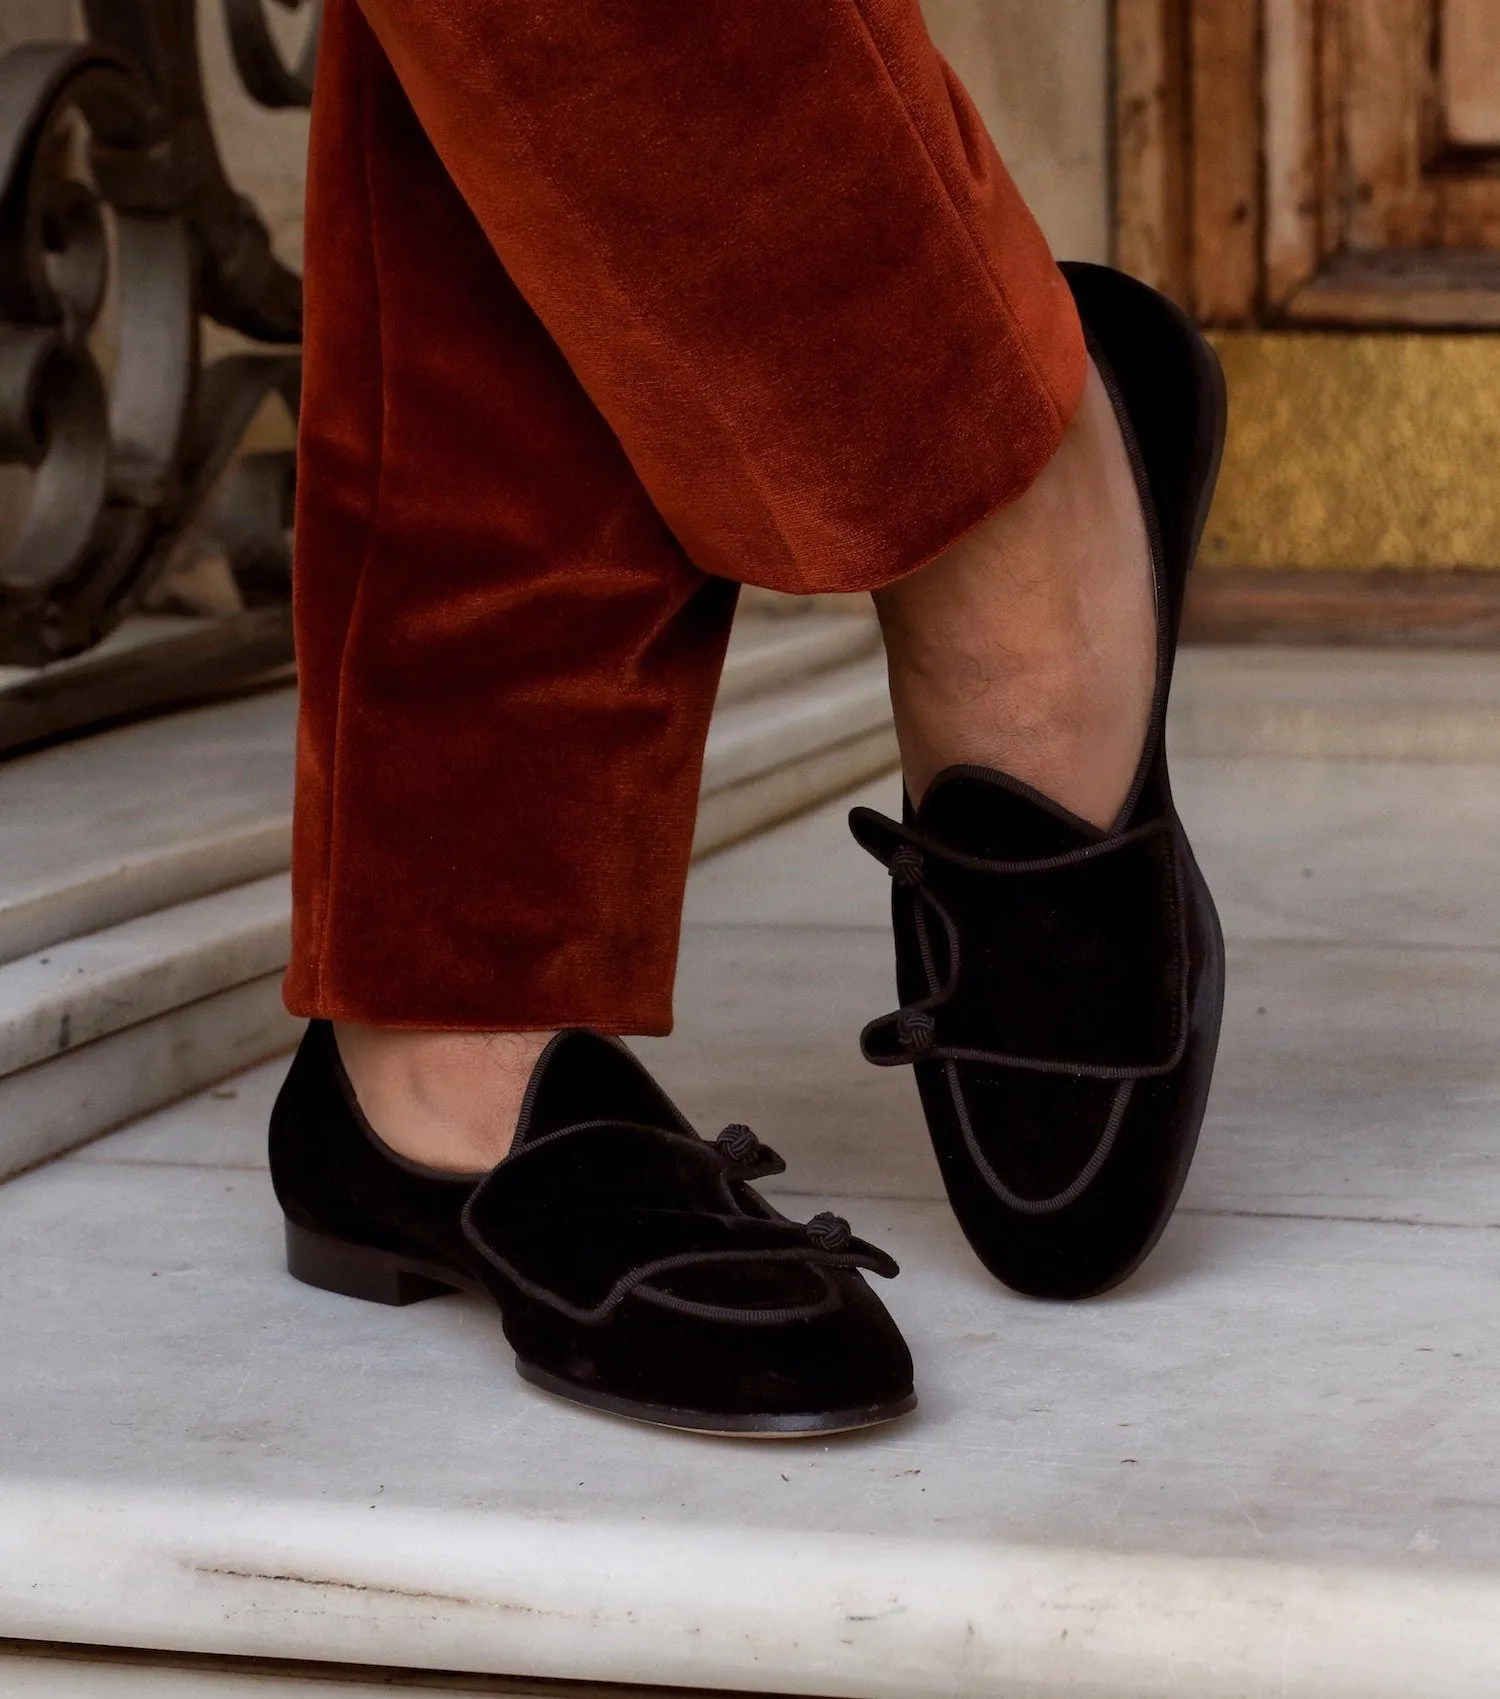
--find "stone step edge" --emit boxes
[701,657,891,795]
[1,1483,1493,1699]
[0,821,292,971]
[0,1645,567,1698]
[717,613,880,705]
[0,876,290,1082]
[0,977,297,1182]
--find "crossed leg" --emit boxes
[288,0,1151,1171]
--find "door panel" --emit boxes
[1116,0,1500,325]
[1115,0,1500,637]
[1443,0,1500,147]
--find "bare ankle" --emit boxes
[875,359,1154,827]
[332,1023,557,1172]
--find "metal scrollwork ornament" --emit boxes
[0,0,316,673]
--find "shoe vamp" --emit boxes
[644,1256,834,1314]
[932,856,1178,1070]
[946,1063,1125,1203]
[508,1272,912,1416]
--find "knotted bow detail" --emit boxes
[460,1117,899,1327]
[851,806,1188,1080]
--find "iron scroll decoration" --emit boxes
[0,0,318,670]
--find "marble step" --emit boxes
[0,688,296,966]
[716,609,879,703]
[10,1090,1498,1699]
[0,876,289,1080]
[0,615,885,970]
[5,729,1500,1697]
[696,651,897,854]
[0,976,297,1184]
[0,876,298,1180]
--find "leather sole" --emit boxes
[517,1360,919,1437]
[285,1222,917,1437]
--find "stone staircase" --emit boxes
[0,609,896,1181]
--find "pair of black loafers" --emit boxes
[269,264,1228,1438]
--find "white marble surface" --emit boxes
[0,876,289,1078]
[1170,646,1500,761]
[0,1650,560,1696]
[0,691,295,964]
[0,978,298,1181]
[2,1157,1497,1695]
[2,718,1499,1693]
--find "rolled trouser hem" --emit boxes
[358,0,1089,606]
[281,984,675,1039]
[763,400,1078,598]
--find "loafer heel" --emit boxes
[285,1220,461,1306]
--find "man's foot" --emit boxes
[875,358,1154,829]
[271,1022,917,1435]
[850,262,1227,1299]
[332,1024,556,1172]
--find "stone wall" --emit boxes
[920,0,1109,262]
[197,0,311,275]
[0,1,70,53]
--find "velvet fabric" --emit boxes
[285,0,1086,1032]
[849,265,1229,1300]
[270,1021,916,1432]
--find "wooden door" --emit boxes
[1117,0,1500,641]
[1118,0,1500,324]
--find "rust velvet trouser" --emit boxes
[283,0,1088,1035]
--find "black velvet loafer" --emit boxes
[269,1021,916,1434]
[850,262,1227,1301]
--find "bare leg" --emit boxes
[333,1024,556,1171]
[876,361,1154,830]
